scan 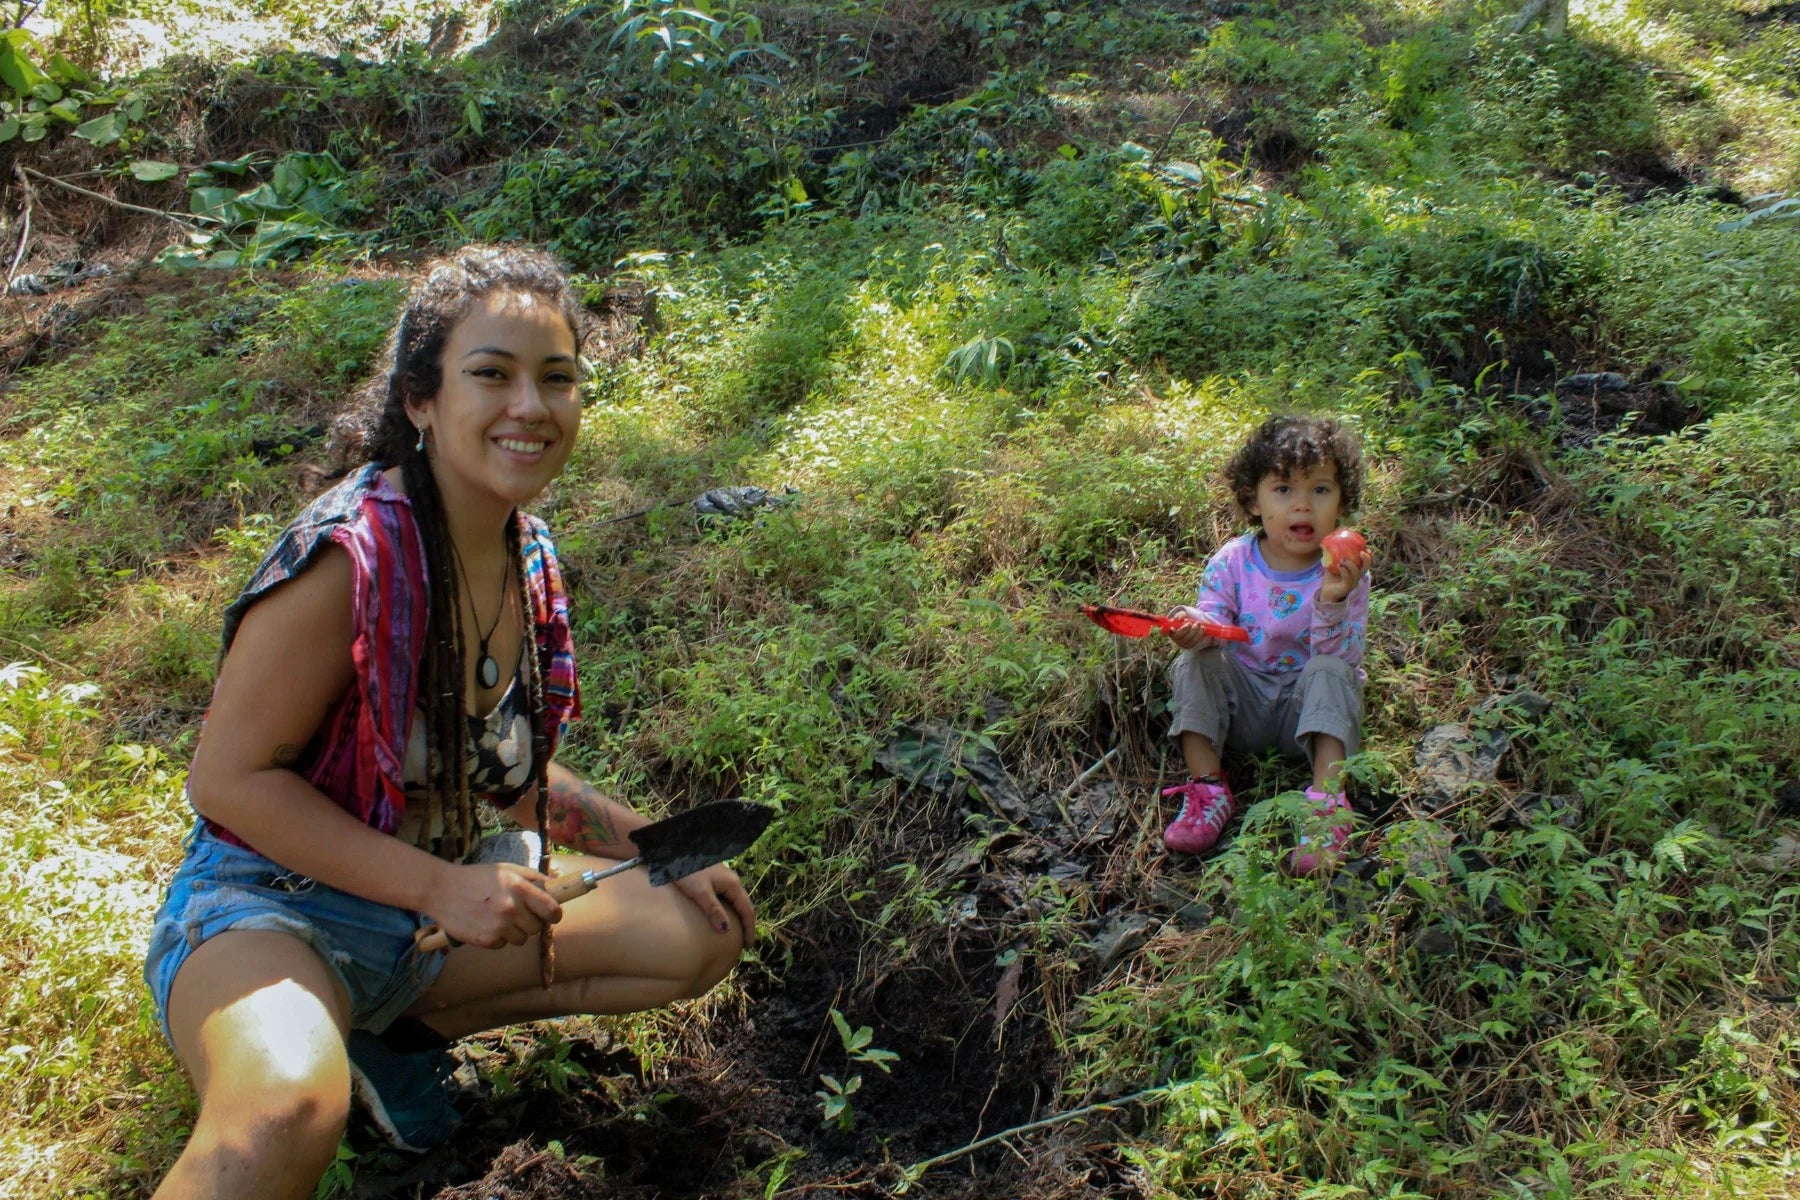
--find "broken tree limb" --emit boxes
[19,168,204,230]
[7,166,33,289]
[1054,745,1120,826]
[895,1080,1199,1190]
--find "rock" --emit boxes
[1149,879,1213,930]
[691,484,792,520]
[1554,372,1630,393]
[1416,724,1509,803]
[1490,791,1581,830]
[1475,690,1552,722]
[1413,924,1458,960]
[1400,820,1459,878]
[1083,912,1157,972]
[1748,833,1800,875]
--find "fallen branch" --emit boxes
[18,167,203,231]
[895,1080,1196,1190]
[1054,745,1122,826]
[0,633,80,677]
[7,165,33,288]
[1058,746,1120,802]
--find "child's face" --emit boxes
[1249,460,1344,565]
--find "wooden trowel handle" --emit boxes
[412,870,600,953]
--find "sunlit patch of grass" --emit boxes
[0,666,193,1199]
[1585,0,1800,191]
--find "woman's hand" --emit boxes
[422,861,563,949]
[672,863,758,950]
[1164,606,1221,652]
[1319,546,1375,604]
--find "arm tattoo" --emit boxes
[542,774,620,853]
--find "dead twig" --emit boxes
[0,633,81,677]
[18,167,204,231]
[895,1080,1198,1189]
[7,165,33,288]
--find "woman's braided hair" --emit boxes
[349,245,586,896]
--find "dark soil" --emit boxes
[1747,2,1800,24]
[341,771,1122,1200]
[1522,375,1702,449]
[331,939,1068,1199]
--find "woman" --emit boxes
[143,245,756,1198]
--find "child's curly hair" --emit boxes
[1225,415,1364,520]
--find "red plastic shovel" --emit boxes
[1081,604,1250,642]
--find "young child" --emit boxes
[1161,414,1374,873]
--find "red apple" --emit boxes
[1320,527,1367,571]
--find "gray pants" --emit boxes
[1168,649,1363,767]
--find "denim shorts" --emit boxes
[143,820,454,1045]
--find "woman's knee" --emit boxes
[679,921,744,999]
[192,1072,349,1171]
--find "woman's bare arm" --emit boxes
[501,762,648,860]
[186,547,559,947]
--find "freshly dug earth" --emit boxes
[340,946,1069,1200]
[346,773,1164,1200]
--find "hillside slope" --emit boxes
[3,1,1799,1197]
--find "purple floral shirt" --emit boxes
[1192,532,1369,678]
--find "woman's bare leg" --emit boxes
[409,854,743,1037]
[154,931,353,1200]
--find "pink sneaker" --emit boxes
[1162,775,1236,854]
[1289,786,1353,876]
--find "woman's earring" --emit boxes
[415,425,427,453]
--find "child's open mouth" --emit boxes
[1289,523,1315,540]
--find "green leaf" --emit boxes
[857,1047,899,1072]
[48,97,83,123]
[130,160,181,182]
[0,32,49,96]
[0,116,16,144]
[463,95,484,136]
[189,187,243,220]
[271,157,304,200]
[29,81,61,103]
[73,111,124,145]
[191,154,257,184]
[46,54,93,88]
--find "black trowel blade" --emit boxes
[630,799,776,886]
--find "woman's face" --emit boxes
[410,289,581,514]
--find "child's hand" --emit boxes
[1164,606,1220,651]
[1319,545,1374,604]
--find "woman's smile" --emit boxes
[412,290,582,519]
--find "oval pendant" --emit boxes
[478,654,500,690]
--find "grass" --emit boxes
[3,0,1800,1196]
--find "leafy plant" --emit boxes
[814,1008,897,1130]
[0,28,139,145]
[157,151,361,268]
[942,334,1017,388]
